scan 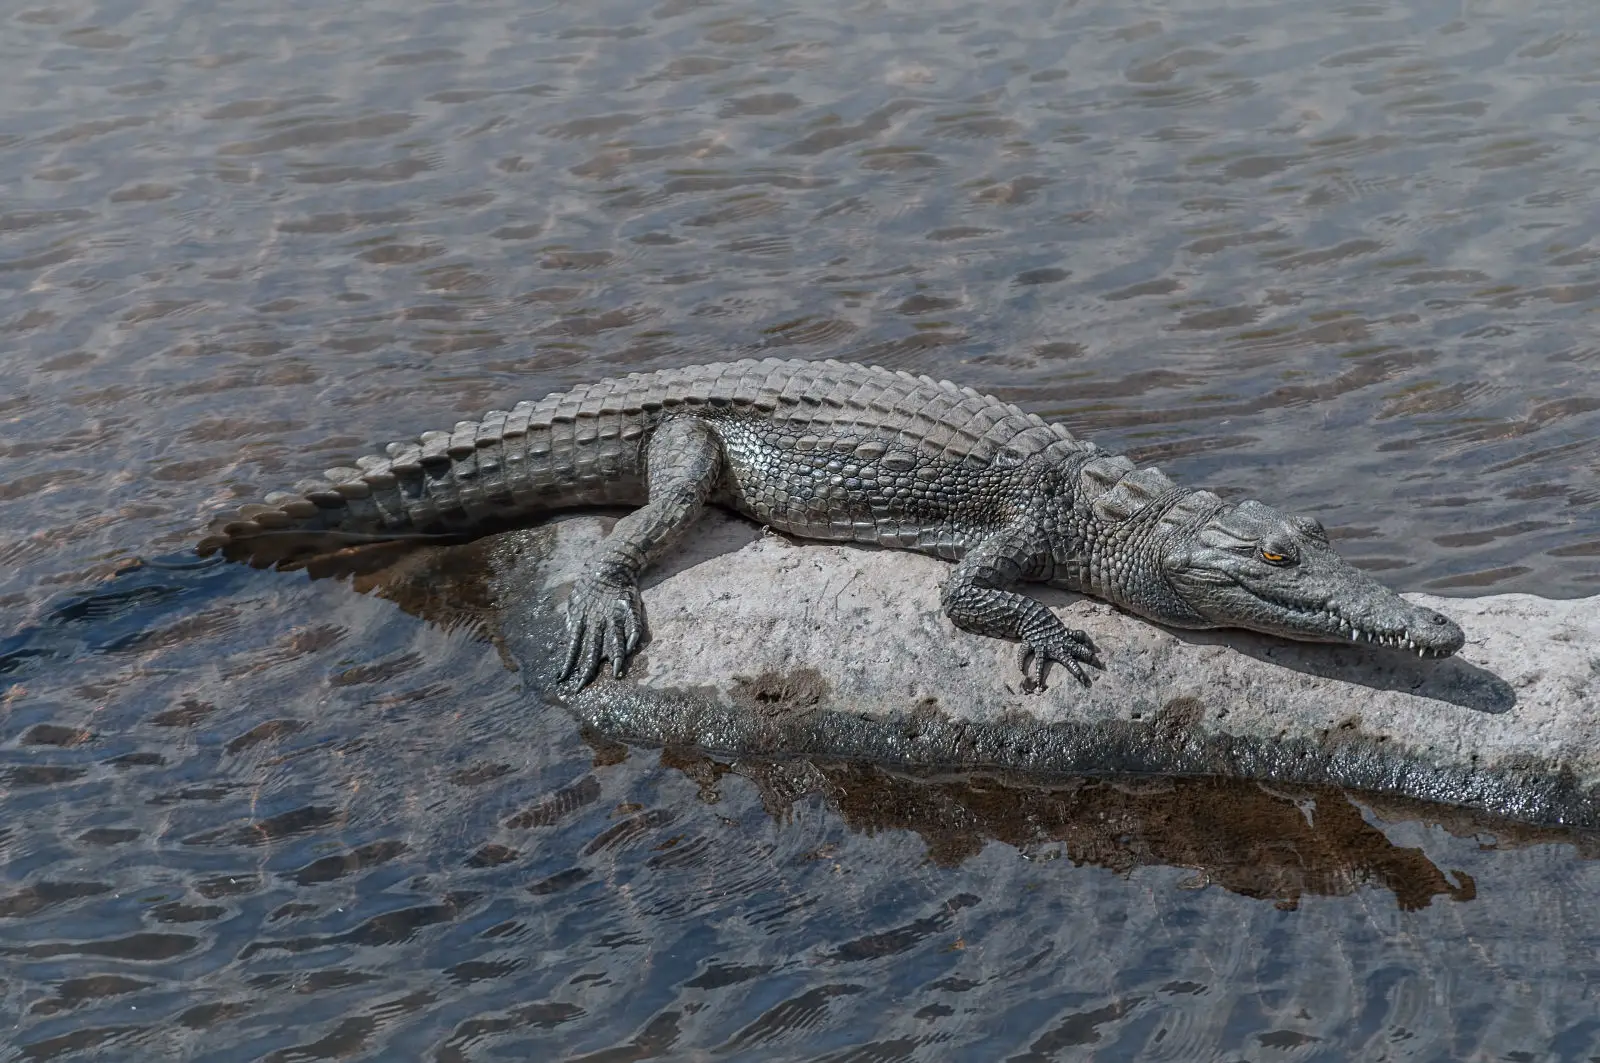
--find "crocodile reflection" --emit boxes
[650,747,1475,911]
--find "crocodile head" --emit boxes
[1158,499,1465,657]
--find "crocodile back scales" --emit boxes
[199,358,1093,561]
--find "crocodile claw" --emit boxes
[560,572,645,690]
[1017,622,1101,694]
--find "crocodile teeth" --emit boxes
[1418,648,1425,657]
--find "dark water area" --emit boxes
[3,0,1600,1058]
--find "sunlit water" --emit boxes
[3,0,1599,1057]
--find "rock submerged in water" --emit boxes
[480,512,1600,830]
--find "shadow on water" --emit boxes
[0,555,242,679]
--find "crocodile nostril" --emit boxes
[1429,614,1448,625]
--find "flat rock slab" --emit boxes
[488,513,1600,829]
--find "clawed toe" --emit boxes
[559,577,646,690]
[1017,628,1102,693]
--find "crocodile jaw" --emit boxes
[1159,500,1466,657]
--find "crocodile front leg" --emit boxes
[941,520,1101,692]
[560,416,723,689]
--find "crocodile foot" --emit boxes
[560,569,646,690]
[1016,615,1102,693]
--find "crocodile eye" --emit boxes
[1259,548,1293,566]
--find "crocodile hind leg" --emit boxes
[940,519,1102,692]
[560,416,724,689]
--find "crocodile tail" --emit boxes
[196,412,542,565]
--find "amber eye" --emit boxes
[1259,549,1289,565]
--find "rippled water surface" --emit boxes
[4,0,1600,1057]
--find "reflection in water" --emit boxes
[727,759,1480,912]
[667,751,1485,912]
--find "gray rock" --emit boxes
[486,513,1600,829]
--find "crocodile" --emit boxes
[198,358,1465,689]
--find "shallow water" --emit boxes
[3,0,1600,1058]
